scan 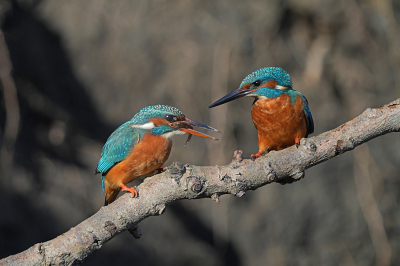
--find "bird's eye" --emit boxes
[165,115,175,122]
[252,80,261,86]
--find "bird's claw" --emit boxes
[120,183,138,198]
[251,152,262,161]
[156,167,166,173]
[295,138,300,148]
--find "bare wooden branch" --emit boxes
[2,98,400,266]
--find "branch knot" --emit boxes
[187,177,204,197]
[128,225,142,239]
[104,221,117,236]
[232,150,243,163]
[152,204,166,215]
[167,162,186,184]
[303,139,317,152]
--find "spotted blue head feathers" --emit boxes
[209,67,295,108]
[131,105,185,125]
[240,67,292,88]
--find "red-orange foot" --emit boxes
[295,138,300,148]
[251,151,263,161]
[119,183,138,198]
[157,167,166,173]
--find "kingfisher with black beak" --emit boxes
[209,67,313,160]
[96,105,218,205]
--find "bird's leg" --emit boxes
[156,167,166,173]
[119,183,138,198]
[251,151,263,161]
[295,138,300,148]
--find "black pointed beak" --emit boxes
[170,118,219,140]
[209,87,252,108]
[184,118,220,132]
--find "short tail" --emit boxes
[104,185,120,206]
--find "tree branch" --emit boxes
[2,98,400,265]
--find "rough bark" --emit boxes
[2,98,400,266]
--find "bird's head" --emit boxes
[131,105,218,141]
[209,67,292,108]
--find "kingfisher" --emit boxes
[209,67,313,160]
[96,105,218,205]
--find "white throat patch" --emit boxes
[162,130,186,139]
[131,122,155,130]
[276,85,288,90]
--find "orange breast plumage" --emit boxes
[251,93,308,153]
[104,132,172,190]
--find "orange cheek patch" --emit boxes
[149,117,169,126]
[262,80,277,88]
[242,84,251,90]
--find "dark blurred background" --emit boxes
[1,0,400,265]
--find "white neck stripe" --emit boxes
[131,122,155,130]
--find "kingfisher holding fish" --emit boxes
[96,105,218,205]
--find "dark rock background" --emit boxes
[1,0,400,265]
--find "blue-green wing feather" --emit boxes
[299,94,314,136]
[96,121,140,174]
